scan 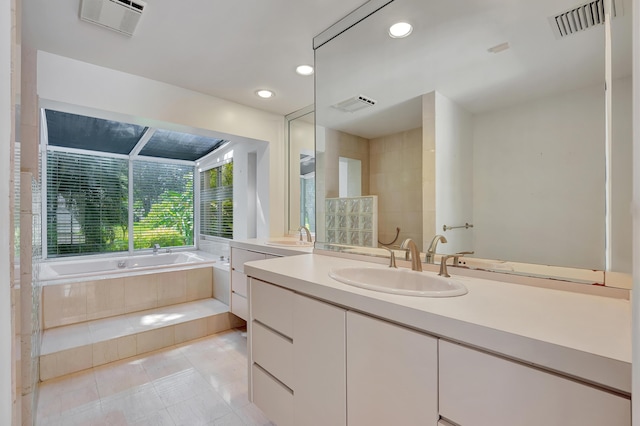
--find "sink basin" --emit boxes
[328,267,468,297]
[265,239,314,248]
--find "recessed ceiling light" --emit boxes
[389,22,412,38]
[296,65,314,76]
[256,89,275,99]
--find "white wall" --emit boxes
[0,0,12,422]
[434,92,474,255]
[36,51,286,238]
[472,83,606,269]
[611,76,633,272]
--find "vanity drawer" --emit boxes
[252,320,294,388]
[250,279,294,338]
[231,248,266,273]
[231,292,248,321]
[231,269,248,297]
[252,363,293,426]
[439,341,631,426]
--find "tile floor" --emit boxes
[36,327,274,426]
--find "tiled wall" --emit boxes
[370,127,423,248]
[42,267,213,329]
[199,237,230,260]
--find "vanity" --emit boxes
[263,0,633,423]
[229,238,313,320]
[244,253,631,426]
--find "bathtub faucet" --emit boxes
[153,243,160,254]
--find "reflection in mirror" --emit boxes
[314,0,632,281]
[287,107,316,233]
[339,157,362,197]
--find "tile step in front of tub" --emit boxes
[39,298,244,381]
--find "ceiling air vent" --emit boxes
[80,0,147,37]
[549,0,623,38]
[331,95,377,113]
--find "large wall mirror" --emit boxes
[314,0,632,282]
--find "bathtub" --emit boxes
[39,250,217,284]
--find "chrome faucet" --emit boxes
[425,235,447,264]
[298,226,312,243]
[153,243,160,254]
[400,238,422,272]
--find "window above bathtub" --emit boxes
[41,109,230,258]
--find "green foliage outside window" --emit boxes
[46,151,195,257]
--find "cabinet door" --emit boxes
[347,311,439,426]
[293,294,346,426]
[230,248,265,273]
[439,340,631,426]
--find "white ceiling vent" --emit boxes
[331,95,377,113]
[549,0,623,38]
[80,0,147,36]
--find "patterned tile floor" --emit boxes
[35,327,273,425]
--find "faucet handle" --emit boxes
[381,246,398,268]
[452,251,474,265]
[438,255,454,278]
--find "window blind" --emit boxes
[200,162,233,239]
[46,150,129,257]
[132,160,194,249]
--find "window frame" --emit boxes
[42,145,197,259]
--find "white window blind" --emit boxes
[46,151,129,257]
[132,160,194,249]
[200,162,233,239]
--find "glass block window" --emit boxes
[200,162,233,239]
[46,151,129,257]
[132,161,194,249]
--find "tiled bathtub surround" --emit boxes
[43,267,214,329]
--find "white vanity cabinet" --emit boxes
[439,340,631,426]
[293,293,346,426]
[230,247,279,320]
[249,279,294,426]
[346,311,438,426]
[249,279,347,426]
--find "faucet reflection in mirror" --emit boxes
[426,235,447,264]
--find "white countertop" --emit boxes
[230,238,315,257]
[244,253,631,394]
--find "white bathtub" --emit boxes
[39,250,217,283]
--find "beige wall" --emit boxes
[370,127,423,248]
[323,127,370,199]
[320,125,423,249]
